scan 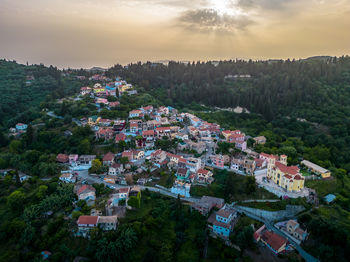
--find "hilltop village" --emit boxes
[2,71,336,262]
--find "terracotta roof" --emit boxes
[56,154,69,163]
[156,127,171,131]
[197,168,209,175]
[111,163,122,168]
[275,161,299,175]
[260,152,278,160]
[77,185,96,195]
[77,216,98,225]
[118,187,130,193]
[261,230,287,252]
[254,158,265,167]
[177,168,187,175]
[103,152,115,162]
[294,174,304,180]
[115,133,127,141]
[166,152,182,159]
[122,151,133,157]
[142,130,155,136]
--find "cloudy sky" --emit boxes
[0,0,349,68]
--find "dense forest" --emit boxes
[0,59,83,128]
[107,57,350,170]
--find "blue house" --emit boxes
[324,194,336,204]
[16,123,28,131]
[212,205,238,238]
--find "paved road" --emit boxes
[47,111,64,119]
[74,169,200,203]
[233,205,319,262]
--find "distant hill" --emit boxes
[303,55,333,61]
[88,67,107,72]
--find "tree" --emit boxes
[233,225,254,254]
[78,138,91,154]
[36,185,48,199]
[9,140,22,154]
[120,157,129,165]
[244,176,256,194]
[128,196,140,208]
[25,124,34,145]
[7,190,25,211]
[90,159,102,174]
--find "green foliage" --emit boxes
[7,190,25,211]
[191,169,278,202]
[89,159,102,174]
[128,196,141,208]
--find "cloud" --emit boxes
[177,8,254,33]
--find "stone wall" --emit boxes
[235,204,305,222]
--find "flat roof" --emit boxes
[301,160,329,174]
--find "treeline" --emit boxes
[0,60,84,128]
[107,57,350,169]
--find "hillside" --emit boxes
[0,60,83,128]
[107,57,350,169]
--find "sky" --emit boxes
[0,0,349,68]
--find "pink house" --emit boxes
[210,155,225,169]
[69,154,79,165]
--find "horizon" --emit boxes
[1,0,350,68]
[2,55,348,70]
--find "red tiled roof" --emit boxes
[122,151,133,157]
[260,152,279,160]
[130,110,141,114]
[142,130,155,136]
[111,163,122,168]
[229,133,244,139]
[98,128,113,135]
[151,149,164,157]
[130,123,138,127]
[261,230,288,252]
[118,187,130,193]
[254,158,265,167]
[294,174,304,180]
[275,161,299,175]
[197,168,209,175]
[156,127,171,131]
[103,152,115,162]
[56,154,69,163]
[77,216,98,225]
[115,133,127,141]
[77,185,96,195]
[99,118,111,123]
[177,168,188,175]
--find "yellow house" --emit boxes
[88,116,101,126]
[266,154,305,192]
[118,84,132,93]
[301,160,331,178]
[94,87,106,93]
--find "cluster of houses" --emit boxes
[254,219,308,255]
[8,123,28,137]
[74,184,141,237]
[80,76,136,99]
